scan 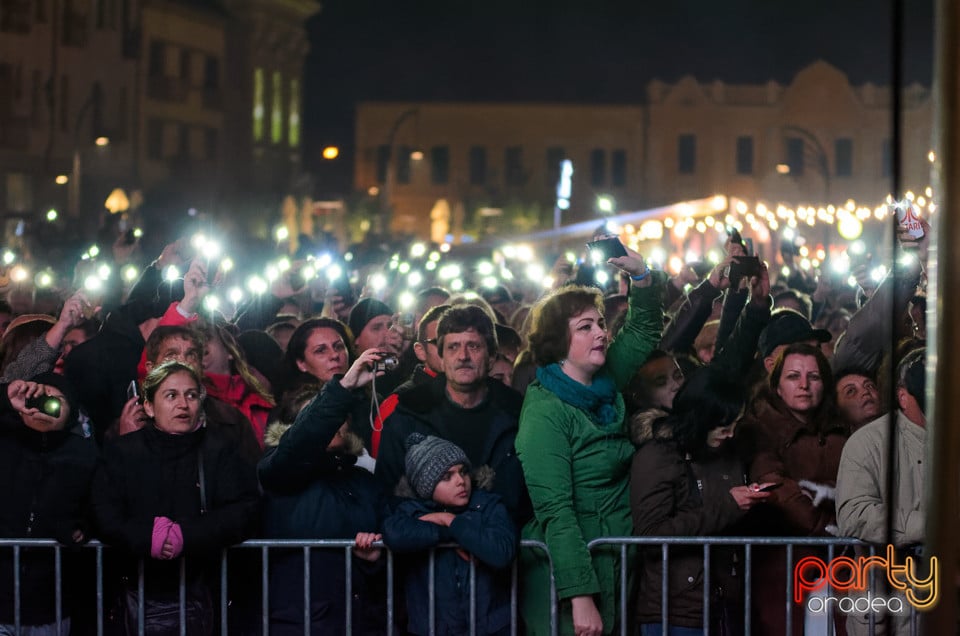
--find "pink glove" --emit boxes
[166,522,184,558]
[151,517,175,559]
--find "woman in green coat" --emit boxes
[516,247,663,636]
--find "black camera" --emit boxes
[373,355,399,372]
[25,395,63,418]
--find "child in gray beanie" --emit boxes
[382,432,518,635]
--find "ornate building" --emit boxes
[354,61,932,240]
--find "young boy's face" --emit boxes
[433,463,471,507]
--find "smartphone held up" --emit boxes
[586,237,627,263]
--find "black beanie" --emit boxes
[348,298,392,341]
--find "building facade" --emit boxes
[0,0,317,244]
[354,61,933,240]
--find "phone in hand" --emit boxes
[756,482,783,492]
[25,395,62,418]
[585,237,627,263]
[729,256,762,283]
[127,380,139,402]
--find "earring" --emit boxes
[559,359,565,367]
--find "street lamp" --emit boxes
[597,195,615,214]
[379,108,419,234]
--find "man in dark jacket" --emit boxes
[375,305,531,523]
[0,374,98,633]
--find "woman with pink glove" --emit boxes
[92,362,260,635]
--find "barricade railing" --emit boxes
[1,536,923,636]
[0,538,556,636]
[587,536,922,636]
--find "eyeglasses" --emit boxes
[421,338,438,346]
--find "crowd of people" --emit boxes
[0,219,930,636]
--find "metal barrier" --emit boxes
[1,536,924,635]
[0,538,555,636]
[587,536,923,636]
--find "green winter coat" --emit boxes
[516,280,664,635]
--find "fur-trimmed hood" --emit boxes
[628,408,672,446]
[394,464,496,499]
[263,420,365,457]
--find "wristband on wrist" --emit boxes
[630,269,650,282]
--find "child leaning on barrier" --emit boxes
[375,432,518,636]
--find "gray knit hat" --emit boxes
[404,433,471,499]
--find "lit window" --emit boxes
[271,71,283,144]
[252,68,264,141]
[288,78,300,147]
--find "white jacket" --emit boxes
[836,410,926,546]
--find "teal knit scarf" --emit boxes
[536,363,620,428]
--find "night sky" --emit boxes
[302,0,935,194]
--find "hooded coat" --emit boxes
[628,408,749,630]
[258,377,387,636]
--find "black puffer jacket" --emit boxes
[92,423,260,595]
[258,378,387,636]
[0,402,98,625]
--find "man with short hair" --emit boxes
[836,349,927,636]
[349,298,402,356]
[375,305,529,522]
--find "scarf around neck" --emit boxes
[536,363,621,428]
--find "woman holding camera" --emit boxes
[516,245,663,636]
[258,348,391,635]
[92,362,260,635]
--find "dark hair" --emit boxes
[494,323,522,355]
[282,317,353,386]
[142,361,204,403]
[624,350,676,414]
[527,286,604,366]
[437,304,498,357]
[68,318,101,340]
[278,384,320,424]
[767,342,835,423]
[896,347,925,412]
[654,367,745,457]
[417,304,451,342]
[144,325,203,365]
[833,365,876,386]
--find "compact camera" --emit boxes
[373,355,399,372]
